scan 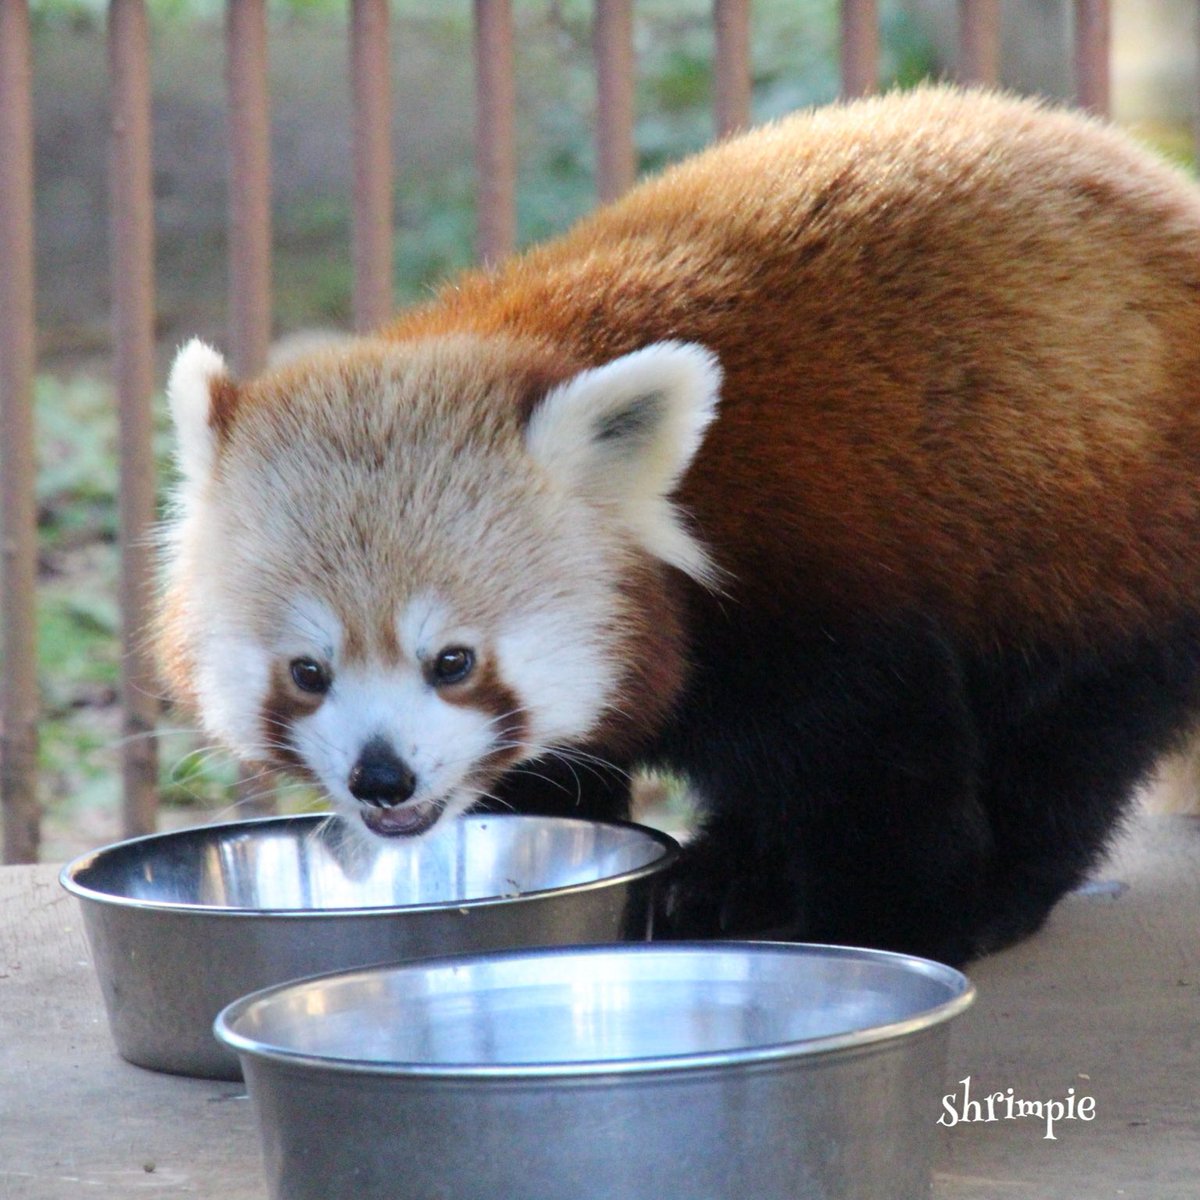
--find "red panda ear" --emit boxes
[166,338,237,486]
[525,340,724,587]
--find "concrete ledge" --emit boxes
[1,813,1196,1198]
[936,813,1200,1199]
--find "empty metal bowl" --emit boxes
[216,942,973,1200]
[60,813,677,1080]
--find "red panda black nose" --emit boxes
[348,738,417,808]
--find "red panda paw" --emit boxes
[655,833,798,941]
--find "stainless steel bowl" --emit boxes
[60,813,677,1080]
[216,942,973,1200]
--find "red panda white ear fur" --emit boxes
[166,338,229,488]
[526,340,723,589]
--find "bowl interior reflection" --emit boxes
[224,945,969,1069]
[69,815,674,912]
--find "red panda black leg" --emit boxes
[655,612,993,966]
[478,751,632,823]
[658,611,1200,965]
[967,620,1200,955]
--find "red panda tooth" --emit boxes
[360,800,443,839]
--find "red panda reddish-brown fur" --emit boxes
[389,88,1200,645]
[161,87,1200,964]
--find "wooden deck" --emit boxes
[2,812,1197,1198]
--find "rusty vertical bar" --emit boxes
[227,0,275,813]
[351,0,393,332]
[594,0,635,203]
[0,0,40,864]
[840,0,878,99]
[957,0,1002,86]
[227,0,272,377]
[1073,0,1111,116]
[109,0,160,837]
[713,0,751,137]
[473,0,516,265]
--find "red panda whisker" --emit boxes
[108,723,208,750]
[468,739,633,789]
[164,767,309,819]
[264,718,339,758]
[543,746,632,779]
[518,762,584,801]
[125,677,179,706]
[300,812,343,856]
[471,788,517,815]
[165,746,235,776]
[478,705,535,732]
[197,791,294,826]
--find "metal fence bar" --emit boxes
[109,0,159,838]
[595,0,635,203]
[351,0,393,332]
[227,0,272,377]
[1074,0,1111,116]
[840,0,878,99]
[957,0,1001,86]
[713,0,751,136]
[474,0,516,265]
[0,0,40,865]
[227,0,276,815]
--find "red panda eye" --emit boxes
[429,646,474,686]
[290,657,331,695]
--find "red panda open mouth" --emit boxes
[359,798,444,838]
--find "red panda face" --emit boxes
[240,584,624,837]
[158,334,720,838]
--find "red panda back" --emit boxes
[387,87,1200,644]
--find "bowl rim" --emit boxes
[58,812,679,919]
[213,941,975,1079]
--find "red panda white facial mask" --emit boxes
[161,335,721,837]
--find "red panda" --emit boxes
[158,86,1200,964]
